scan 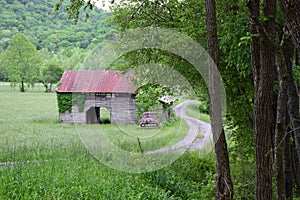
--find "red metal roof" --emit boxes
[56,70,137,93]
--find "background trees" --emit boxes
[0,0,113,91]
[0,33,40,92]
[0,0,112,53]
[40,61,64,92]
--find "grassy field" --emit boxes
[0,82,215,199]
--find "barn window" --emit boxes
[96,93,106,97]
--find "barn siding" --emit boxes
[58,93,138,124]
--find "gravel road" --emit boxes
[146,100,212,154]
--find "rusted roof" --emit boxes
[56,70,137,93]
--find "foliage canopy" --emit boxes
[0,33,40,92]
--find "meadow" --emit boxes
[0,83,215,199]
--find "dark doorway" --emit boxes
[86,106,111,124]
[86,107,99,124]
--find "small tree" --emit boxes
[40,61,64,92]
[134,84,169,119]
[0,33,40,92]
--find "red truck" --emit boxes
[140,112,159,127]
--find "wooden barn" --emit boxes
[56,70,138,124]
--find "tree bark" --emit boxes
[278,0,300,49]
[289,79,300,167]
[280,0,300,169]
[284,129,294,200]
[286,40,300,198]
[282,33,295,200]
[49,82,53,92]
[247,0,276,199]
[275,40,288,200]
[20,80,25,92]
[286,46,300,197]
[205,0,233,199]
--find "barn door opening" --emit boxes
[86,106,111,124]
[100,107,111,124]
[86,107,99,124]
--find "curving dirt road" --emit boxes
[147,100,213,154]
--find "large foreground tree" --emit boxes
[247,0,277,199]
[278,0,300,49]
[205,0,233,199]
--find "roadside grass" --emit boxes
[103,119,188,152]
[0,83,215,199]
[184,101,211,123]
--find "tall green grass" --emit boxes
[0,82,215,199]
[0,90,188,160]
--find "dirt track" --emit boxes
[146,100,213,154]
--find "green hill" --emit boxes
[0,0,112,52]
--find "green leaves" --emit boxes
[56,93,72,113]
[0,33,40,92]
[56,93,86,113]
[134,84,167,118]
[40,61,64,92]
[0,0,112,52]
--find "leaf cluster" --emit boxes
[134,84,167,118]
[40,61,64,92]
[0,33,40,91]
[56,93,86,113]
[56,93,72,113]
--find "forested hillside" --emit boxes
[0,0,113,83]
[0,0,112,52]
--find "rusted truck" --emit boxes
[140,112,159,127]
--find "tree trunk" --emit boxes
[286,46,300,197]
[278,0,300,49]
[284,129,294,200]
[282,33,295,200]
[296,48,300,67]
[286,42,300,199]
[293,140,300,197]
[20,81,25,92]
[43,82,48,93]
[205,0,233,199]
[247,0,260,92]
[247,0,276,199]
[49,82,53,92]
[275,41,288,200]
